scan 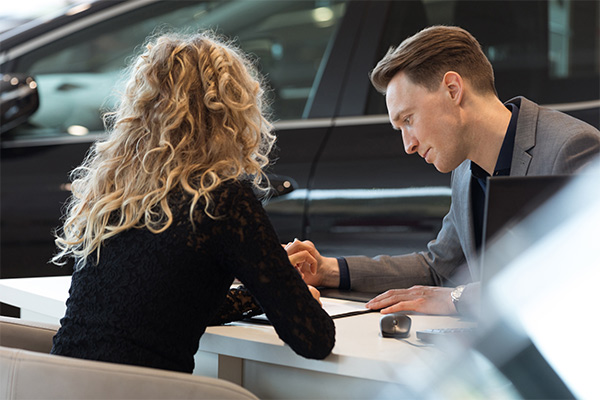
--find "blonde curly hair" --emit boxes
[53,32,275,268]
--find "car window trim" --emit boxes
[4,98,598,149]
[335,0,389,117]
[304,1,367,119]
[0,0,157,64]
[1,133,107,149]
[542,99,600,112]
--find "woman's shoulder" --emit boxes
[213,179,265,210]
[169,179,254,201]
[169,179,265,219]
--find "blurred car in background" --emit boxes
[1,0,599,281]
[0,0,72,33]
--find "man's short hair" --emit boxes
[370,25,496,96]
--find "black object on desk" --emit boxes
[319,289,379,303]
[380,313,411,338]
[244,301,375,325]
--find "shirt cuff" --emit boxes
[454,283,480,320]
[337,257,351,290]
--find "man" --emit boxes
[286,26,600,317]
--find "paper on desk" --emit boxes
[321,297,371,318]
[249,297,371,323]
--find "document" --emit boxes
[321,297,373,318]
[247,297,373,324]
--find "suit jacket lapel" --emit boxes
[507,96,537,176]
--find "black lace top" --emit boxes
[51,181,335,373]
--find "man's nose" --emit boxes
[402,131,418,154]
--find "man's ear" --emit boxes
[443,71,463,104]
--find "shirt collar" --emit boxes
[471,102,519,177]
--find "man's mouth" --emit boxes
[423,148,430,161]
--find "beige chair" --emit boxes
[0,316,59,353]
[0,317,258,400]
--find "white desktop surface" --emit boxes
[0,276,69,323]
[0,276,476,399]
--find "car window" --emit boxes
[6,0,346,141]
[366,0,599,115]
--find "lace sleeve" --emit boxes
[208,183,335,359]
[208,285,264,325]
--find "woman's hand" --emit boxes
[307,285,322,306]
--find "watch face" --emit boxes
[451,286,465,303]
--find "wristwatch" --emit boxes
[451,285,466,309]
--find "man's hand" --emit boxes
[285,246,323,306]
[366,285,458,315]
[287,248,317,280]
[284,239,340,288]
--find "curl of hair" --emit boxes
[52,32,275,268]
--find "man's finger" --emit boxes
[380,300,416,314]
[366,290,405,308]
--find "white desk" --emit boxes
[0,276,69,324]
[0,276,476,399]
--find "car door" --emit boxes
[0,0,351,278]
[306,0,600,259]
[304,1,450,258]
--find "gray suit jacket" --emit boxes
[345,97,600,293]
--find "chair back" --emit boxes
[0,316,58,353]
[1,346,259,399]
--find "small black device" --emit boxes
[379,313,411,338]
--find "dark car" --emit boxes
[1,0,599,282]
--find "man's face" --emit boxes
[385,71,467,173]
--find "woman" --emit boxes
[50,32,335,373]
